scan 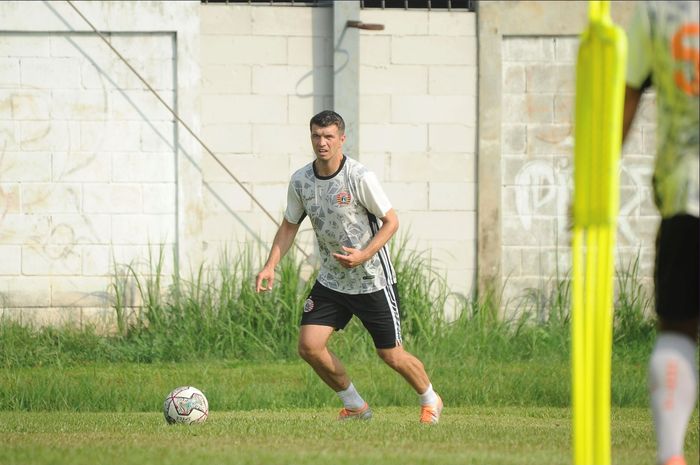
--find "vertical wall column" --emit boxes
[333,1,360,159]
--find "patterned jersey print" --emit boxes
[627,1,700,218]
[285,156,397,294]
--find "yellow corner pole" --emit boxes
[572,1,627,464]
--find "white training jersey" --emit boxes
[284,155,397,294]
[626,0,700,218]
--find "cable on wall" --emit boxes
[64,0,310,259]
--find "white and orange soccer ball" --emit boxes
[163,386,209,424]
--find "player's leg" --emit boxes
[648,215,699,465]
[298,324,349,391]
[299,282,371,420]
[375,346,442,424]
[356,283,443,423]
[376,345,429,392]
[649,322,698,465]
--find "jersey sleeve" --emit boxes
[355,171,393,218]
[284,181,306,224]
[626,3,653,89]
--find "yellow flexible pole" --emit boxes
[571,1,626,464]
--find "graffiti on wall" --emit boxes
[513,159,654,244]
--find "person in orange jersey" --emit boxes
[623,2,699,465]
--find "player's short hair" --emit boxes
[309,110,345,134]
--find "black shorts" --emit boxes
[301,281,402,349]
[654,214,699,322]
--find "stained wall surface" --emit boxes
[0,1,658,326]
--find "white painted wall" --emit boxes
[357,9,478,298]
[0,0,659,326]
[0,1,201,328]
[200,5,479,301]
[199,4,333,266]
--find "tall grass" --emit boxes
[0,243,659,410]
[614,252,655,347]
[0,242,655,369]
[109,246,314,362]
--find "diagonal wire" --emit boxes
[64,0,310,259]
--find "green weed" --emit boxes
[0,242,657,410]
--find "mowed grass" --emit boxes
[1,360,697,465]
[1,407,697,465]
[2,247,694,464]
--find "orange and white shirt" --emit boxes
[626,1,699,218]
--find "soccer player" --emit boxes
[255,110,443,424]
[622,2,699,465]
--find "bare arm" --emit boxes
[333,208,399,269]
[622,84,644,143]
[256,219,301,292]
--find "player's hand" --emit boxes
[332,246,367,269]
[255,267,275,293]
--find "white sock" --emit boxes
[648,332,698,465]
[419,383,439,406]
[336,382,366,410]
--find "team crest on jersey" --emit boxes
[336,192,351,206]
[304,298,314,313]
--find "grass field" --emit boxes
[1,360,698,465]
[0,357,650,411]
[2,249,697,464]
[1,405,697,465]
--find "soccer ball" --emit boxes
[163,386,209,424]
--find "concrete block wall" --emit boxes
[1,1,660,326]
[201,6,478,299]
[500,35,658,308]
[358,9,477,298]
[0,1,200,328]
[200,4,333,265]
[500,36,573,307]
[481,1,658,314]
[0,32,176,322]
